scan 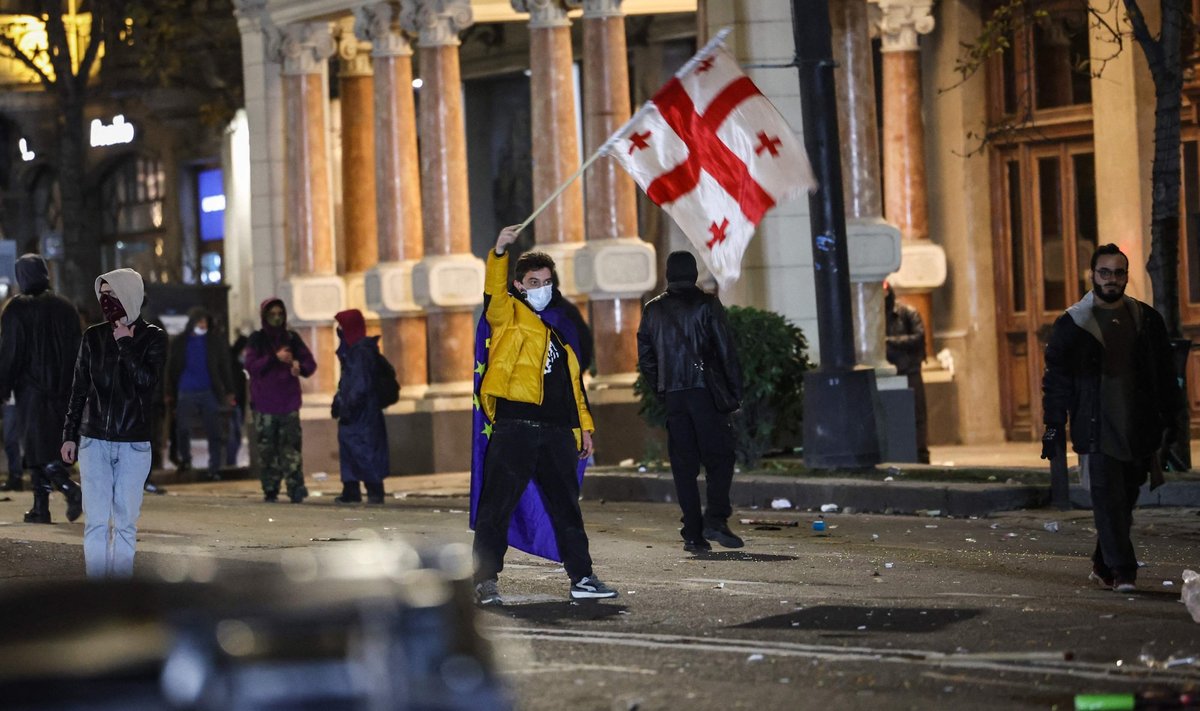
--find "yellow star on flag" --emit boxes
[472,394,480,411]
[482,422,493,438]
[474,360,486,375]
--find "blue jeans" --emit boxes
[79,437,151,578]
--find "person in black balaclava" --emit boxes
[637,250,744,552]
[0,254,84,523]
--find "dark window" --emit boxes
[1186,141,1200,303]
[1039,157,1065,311]
[1008,160,1026,312]
[1072,152,1097,299]
[1033,9,1092,109]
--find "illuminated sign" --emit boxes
[201,195,226,213]
[198,169,224,241]
[89,115,135,147]
[18,138,34,161]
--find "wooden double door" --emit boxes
[993,141,1098,440]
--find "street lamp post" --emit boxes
[793,0,882,468]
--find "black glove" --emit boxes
[1040,426,1063,460]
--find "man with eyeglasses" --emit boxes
[1041,243,1183,594]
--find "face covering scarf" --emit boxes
[524,284,553,312]
[100,294,126,324]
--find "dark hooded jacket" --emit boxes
[332,309,388,482]
[164,307,235,400]
[1042,291,1183,458]
[243,298,316,415]
[636,253,742,406]
[0,254,83,462]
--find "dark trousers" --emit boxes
[473,419,593,584]
[665,388,736,540]
[1090,453,1146,581]
[227,405,244,466]
[907,372,930,464]
[3,402,21,480]
[176,390,225,477]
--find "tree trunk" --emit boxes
[57,96,99,306]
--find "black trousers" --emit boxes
[473,419,593,584]
[1089,453,1146,581]
[906,372,930,464]
[665,388,736,540]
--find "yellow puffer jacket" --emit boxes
[479,250,594,445]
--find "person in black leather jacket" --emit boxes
[61,268,167,578]
[637,251,744,552]
[884,281,929,463]
[0,254,83,524]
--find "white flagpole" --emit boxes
[516,26,733,235]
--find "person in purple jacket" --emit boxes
[243,298,316,503]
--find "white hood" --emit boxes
[94,268,144,326]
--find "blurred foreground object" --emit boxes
[0,540,510,710]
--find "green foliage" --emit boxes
[725,306,812,468]
[633,305,813,470]
[124,0,244,129]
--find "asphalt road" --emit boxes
[0,482,1198,710]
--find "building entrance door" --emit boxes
[993,142,1098,440]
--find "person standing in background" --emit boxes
[0,254,83,523]
[164,307,234,481]
[243,298,316,503]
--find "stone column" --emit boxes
[358,3,429,396]
[336,16,379,310]
[873,0,945,359]
[576,0,656,382]
[401,0,484,395]
[277,21,343,396]
[512,0,588,305]
[832,0,899,371]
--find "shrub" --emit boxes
[633,305,813,468]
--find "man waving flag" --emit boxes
[605,29,817,290]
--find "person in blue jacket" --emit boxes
[332,309,389,504]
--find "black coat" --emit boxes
[332,336,389,480]
[637,282,742,404]
[885,302,925,375]
[64,318,167,443]
[164,314,234,400]
[0,290,82,464]
[1042,292,1182,458]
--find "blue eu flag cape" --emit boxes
[468,301,588,562]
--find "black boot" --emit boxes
[0,474,23,492]
[365,482,385,505]
[23,470,51,524]
[44,463,82,522]
[335,482,362,504]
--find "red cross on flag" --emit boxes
[604,32,817,290]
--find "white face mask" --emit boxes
[193,326,208,336]
[524,284,553,312]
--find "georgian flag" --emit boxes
[605,32,817,290]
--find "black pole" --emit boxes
[793,0,882,468]
[794,0,855,369]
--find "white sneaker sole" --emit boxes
[570,590,619,600]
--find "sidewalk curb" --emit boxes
[582,472,1200,516]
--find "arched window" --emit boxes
[97,153,165,277]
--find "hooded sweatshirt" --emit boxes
[15,254,49,295]
[94,268,144,326]
[243,298,317,414]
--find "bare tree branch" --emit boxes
[0,28,54,89]
[1122,0,1161,65]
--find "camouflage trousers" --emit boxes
[253,411,306,500]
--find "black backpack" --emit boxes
[375,351,400,407]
